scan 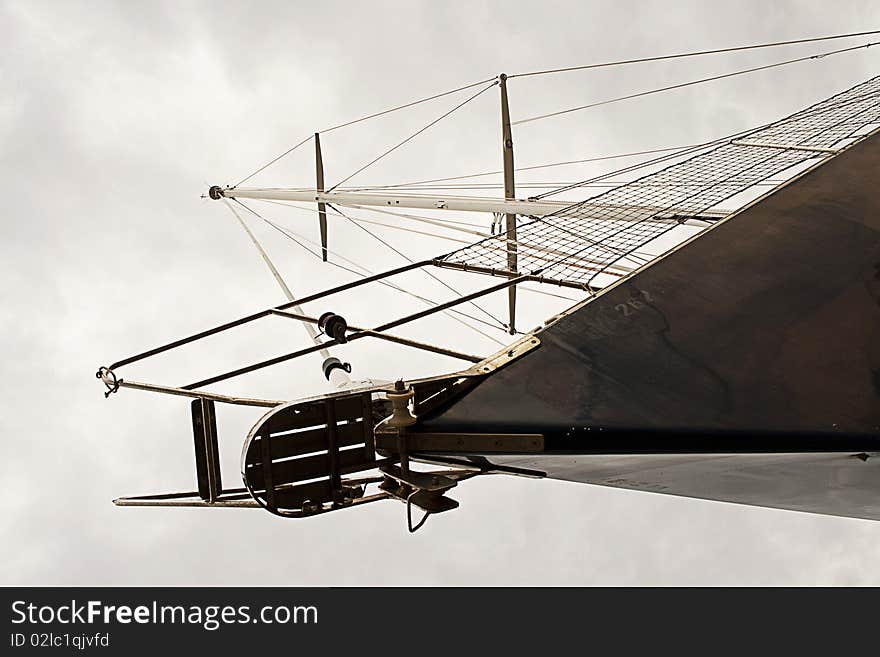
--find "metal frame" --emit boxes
[99,254,581,401]
[109,333,544,525]
[181,273,530,389]
[114,488,259,508]
[108,259,432,370]
[269,309,483,363]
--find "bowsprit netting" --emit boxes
[437,75,880,289]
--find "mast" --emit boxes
[499,73,517,334]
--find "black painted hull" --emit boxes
[416,127,880,519]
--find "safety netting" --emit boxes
[438,75,880,289]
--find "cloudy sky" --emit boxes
[3,0,880,585]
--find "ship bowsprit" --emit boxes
[103,73,880,529]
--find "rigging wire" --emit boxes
[534,81,880,199]
[340,202,650,268]
[338,182,700,191]
[234,77,496,187]
[231,199,508,345]
[342,203,489,235]
[233,30,880,188]
[535,142,721,198]
[511,41,879,126]
[236,199,506,343]
[251,85,875,199]
[223,34,880,319]
[259,197,487,231]
[320,78,497,134]
[346,183,587,190]
[327,202,511,332]
[250,189,681,269]
[233,135,313,188]
[337,144,701,191]
[252,199,580,302]
[335,216,474,244]
[254,198,491,244]
[337,180,792,190]
[327,82,498,191]
[509,29,880,78]
[221,199,342,372]
[491,80,880,289]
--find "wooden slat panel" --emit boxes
[264,395,366,434]
[250,421,366,462]
[270,447,372,485]
[331,394,368,420]
[264,402,326,434]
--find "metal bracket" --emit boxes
[472,335,541,375]
[378,464,480,532]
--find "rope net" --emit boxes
[438,75,880,290]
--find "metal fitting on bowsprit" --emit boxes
[318,312,348,343]
[321,357,352,381]
[386,379,417,428]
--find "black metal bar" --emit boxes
[270,309,484,362]
[109,259,432,370]
[110,308,274,369]
[371,275,530,333]
[184,341,335,389]
[283,260,432,306]
[191,398,222,502]
[183,275,531,390]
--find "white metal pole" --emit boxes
[215,187,716,226]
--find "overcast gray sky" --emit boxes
[3,0,880,585]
